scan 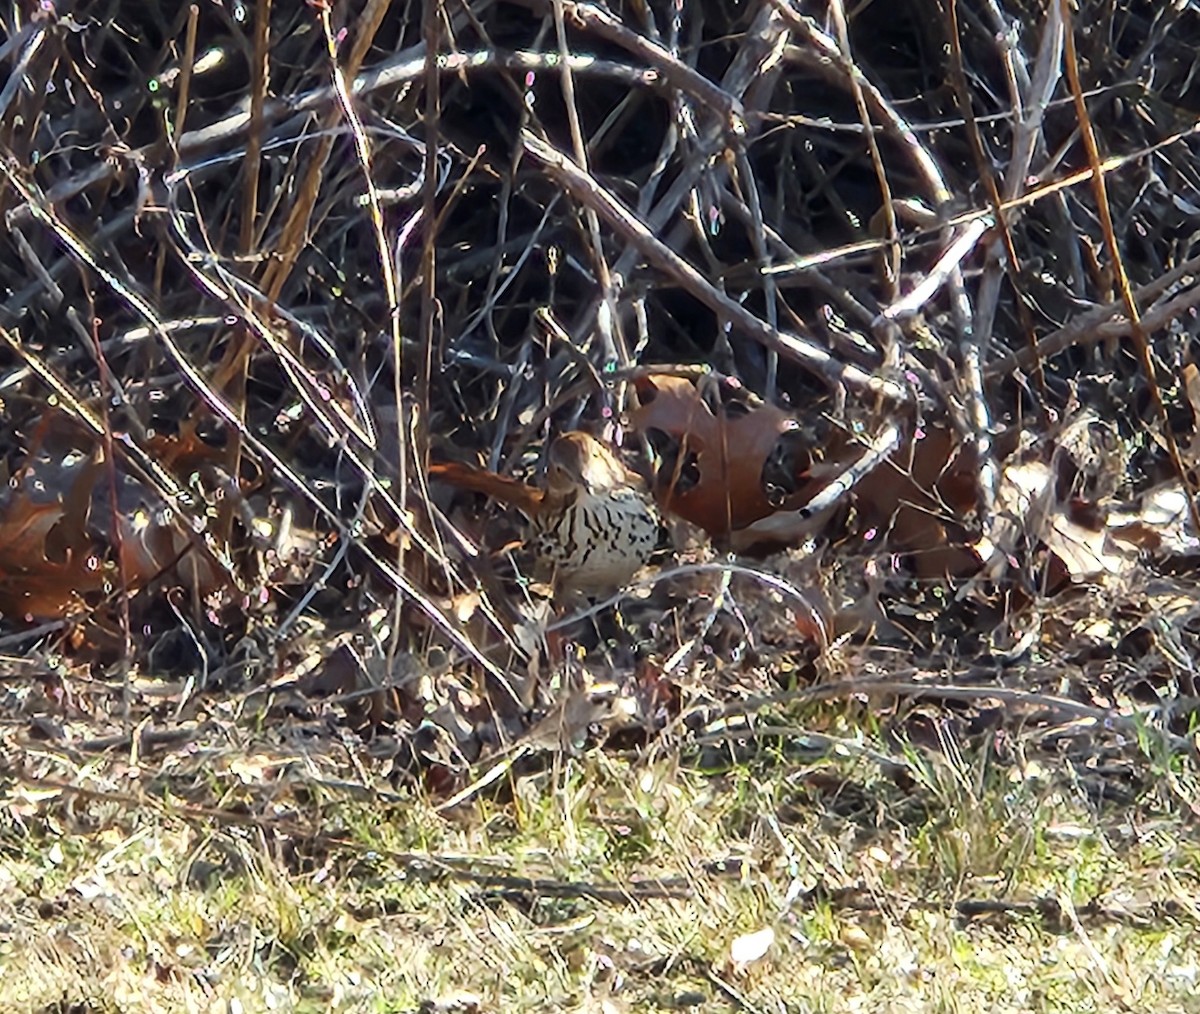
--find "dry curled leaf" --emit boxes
[143,415,225,472]
[631,374,980,572]
[0,487,108,619]
[631,373,817,539]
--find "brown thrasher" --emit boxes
[429,431,662,597]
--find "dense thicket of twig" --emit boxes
[2,0,1200,776]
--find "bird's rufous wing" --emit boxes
[427,460,546,516]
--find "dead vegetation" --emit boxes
[3,0,1200,1009]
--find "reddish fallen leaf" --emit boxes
[0,491,63,552]
[851,424,980,579]
[116,513,230,597]
[631,373,815,539]
[632,373,981,575]
[0,488,108,619]
[143,416,225,472]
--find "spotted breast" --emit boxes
[429,430,663,600]
[529,432,662,597]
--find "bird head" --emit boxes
[546,432,630,496]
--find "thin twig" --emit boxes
[1059,0,1200,535]
[522,131,909,404]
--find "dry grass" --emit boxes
[4,723,1200,1013]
